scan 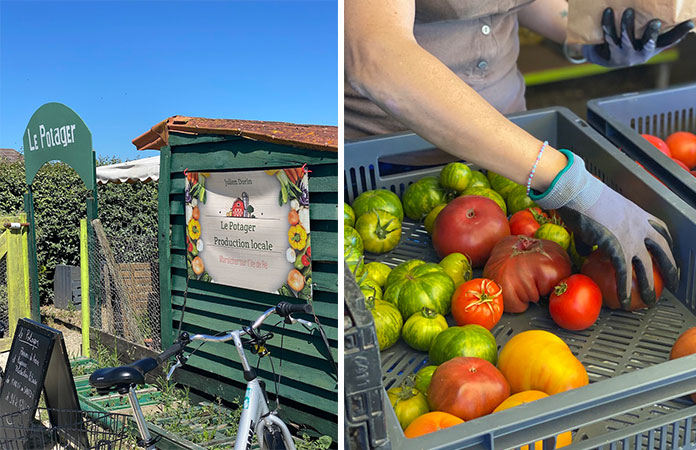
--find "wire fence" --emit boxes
[87,220,161,351]
[0,253,7,330]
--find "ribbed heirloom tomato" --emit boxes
[451,278,504,330]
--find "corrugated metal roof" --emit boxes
[0,148,23,163]
[133,116,338,153]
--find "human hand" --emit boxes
[580,8,693,67]
[530,150,679,309]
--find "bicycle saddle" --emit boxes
[90,357,158,394]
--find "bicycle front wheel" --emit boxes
[262,424,288,450]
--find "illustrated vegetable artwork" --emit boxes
[188,219,201,240]
[428,325,498,366]
[498,330,588,395]
[288,224,308,250]
[403,411,463,439]
[428,357,510,421]
[384,260,455,319]
[351,189,405,221]
[355,210,402,254]
[365,297,403,351]
[388,382,431,430]
[493,391,572,449]
[483,236,572,313]
[451,278,504,330]
[402,176,447,220]
[401,308,449,352]
[432,196,510,267]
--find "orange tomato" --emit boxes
[192,206,200,220]
[287,269,305,291]
[670,327,696,403]
[666,131,696,169]
[493,391,572,449]
[191,256,205,276]
[288,210,300,225]
[403,411,463,439]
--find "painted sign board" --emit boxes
[23,102,96,190]
[185,168,312,300]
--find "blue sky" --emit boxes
[0,0,338,162]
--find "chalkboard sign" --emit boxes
[0,319,86,446]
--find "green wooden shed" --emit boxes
[133,116,338,437]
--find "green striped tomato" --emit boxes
[414,365,438,396]
[388,385,430,430]
[506,186,539,215]
[344,203,356,227]
[365,297,403,351]
[344,225,364,253]
[352,189,404,221]
[344,246,364,277]
[360,279,383,300]
[469,171,491,189]
[535,223,571,250]
[438,253,473,288]
[384,260,455,319]
[440,162,472,193]
[487,171,521,200]
[402,177,447,220]
[363,261,392,287]
[460,188,507,215]
[428,325,498,365]
[424,204,447,235]
[355,210,402,254]
[402,308,449,352]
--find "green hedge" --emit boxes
[0,158,158,303]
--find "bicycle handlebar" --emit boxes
[275,301,312,317]
[155,333,190,365]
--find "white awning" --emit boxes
[96,156,160,185]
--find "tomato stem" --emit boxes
[420,307,438,319]
[554,281,568,296]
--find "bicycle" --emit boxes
[89,301,324,450]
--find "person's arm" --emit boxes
[517,0,569,44]
[345,0,567,191]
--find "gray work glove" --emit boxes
[581,8,694,68]
[530,150,679,309]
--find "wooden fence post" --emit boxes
[80,219,90,357]
[3,215,31,339]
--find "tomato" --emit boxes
[363,261,391,287]
[432,196,510,267]
[402,308,449,352]
[487,171,521,199]
[287,269,305,291]
[493,391,573,449]
[666,131,696,169]
[670,328,696,403]
[191,256,205,276]
[365,297,403,351]
[388,384,430,430]
[344,246,364,277]
[352,189,404,221]
[509,208,547,237]
[483,236,572,313]
[402,177,447,220]
[344,225,364,253]
[384,260,455,319]
[506,186,539,215]
[580,249,663,310]
[641,134,672,157]
[548,274,602,331]
[438,253,473,288]
[355,210,402,254]
[192,206,200,220]
[428,357,510,421]
[451,278,504,330]
[673,157,691,171]
[460,188,507,215]
[403,411,463,438]
[344,203,356,227]
[534,223,570,250]
[360,279,383,300]
[498,330,588,395]
[414,365,438,396]
[440,162,473,192]
[469,170,491,189]
[424,203,447,235]
[428,325,498,366]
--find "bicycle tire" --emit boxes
[262,424,288,450]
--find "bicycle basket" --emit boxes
[0,408,133,450]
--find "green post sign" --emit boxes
[23,103,98,320]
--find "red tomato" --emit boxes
[451,278,504,330]
[580,249,663,311]
[673,158,691,171]
[508,207,548,237]
[641,134,672,157]
[666,131,696,169]
[549,274,602,331]
[428,357,510,421]
[483,236,572,313]
[432,196,510,267]
[692,170,696,177]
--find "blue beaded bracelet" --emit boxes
[526,140,548,196]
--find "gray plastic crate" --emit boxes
[587,83,696,210]
[344,107,696,449]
